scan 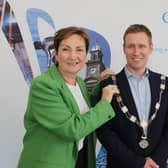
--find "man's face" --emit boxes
[123,32,153,75]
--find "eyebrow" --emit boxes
[60,44,85,48]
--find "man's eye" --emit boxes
[126,45,134,49]
[139,45,146,49]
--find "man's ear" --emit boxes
[151,43,153,50]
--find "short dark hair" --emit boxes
[54,26,90,54]
[123,24,152,45]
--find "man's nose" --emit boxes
[133,46,140,55]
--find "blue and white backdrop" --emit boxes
[0,0,168,167]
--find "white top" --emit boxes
[66,82,89,151]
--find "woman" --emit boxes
[18,26,119,168]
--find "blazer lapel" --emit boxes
[49,65,81,115]
[77,77,91,108]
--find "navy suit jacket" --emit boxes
[97,68,168,168]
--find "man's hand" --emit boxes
[144,157,159,168]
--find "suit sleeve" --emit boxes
[151,123,168,166]
[24,77,115,142]
[150,78,168,165]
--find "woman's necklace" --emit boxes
[111,74,166,149]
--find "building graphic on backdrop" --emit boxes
[96,146,107,168]
[85,42,105,91]
[26,7,56,73]
[34,36,55,68]
[0,0,33,84]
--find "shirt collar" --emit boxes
[124,65,149,79]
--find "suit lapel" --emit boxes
[117,69,140,120]
[117,69,161,122]
[148,71,160,117]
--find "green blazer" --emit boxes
[18,65,115,168]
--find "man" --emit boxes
[97,24,168,168]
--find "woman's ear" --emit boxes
[52,53,57,63]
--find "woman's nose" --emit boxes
[69,50,77,59]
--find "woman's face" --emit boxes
[56,34,87,78]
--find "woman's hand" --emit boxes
[101,85,119,103]
[100,69,115,81]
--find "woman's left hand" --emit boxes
[99,69,115,81]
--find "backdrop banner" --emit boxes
[0,0,168,167]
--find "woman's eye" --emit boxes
[62,48,69,51]
[77,48,84,52]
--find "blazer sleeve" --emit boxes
[24,77,115,142]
